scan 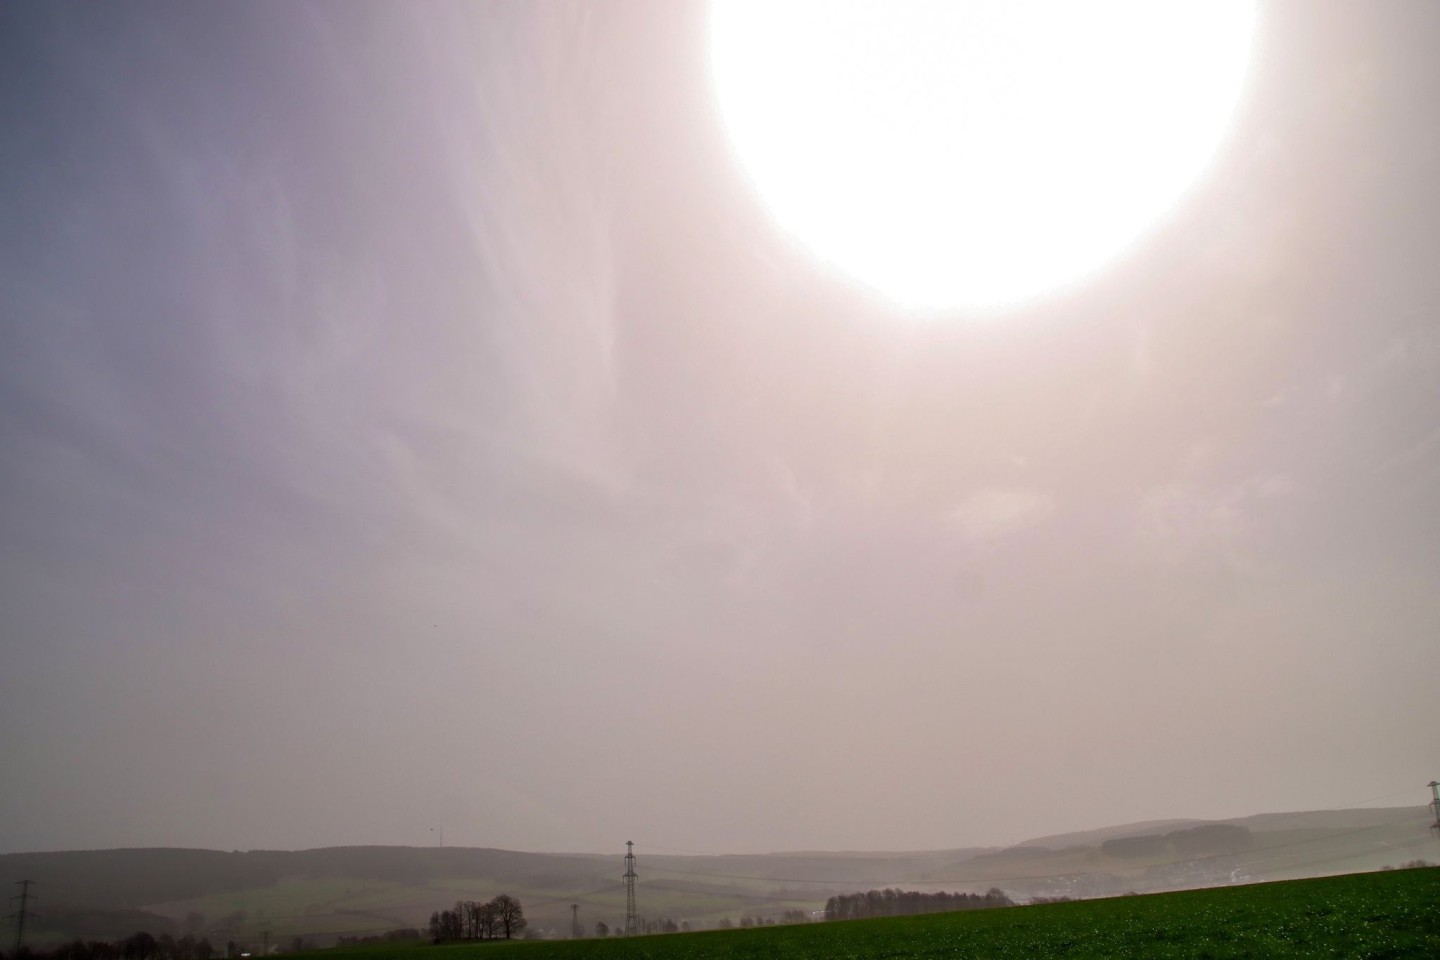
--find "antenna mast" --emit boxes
[622,841,638,935]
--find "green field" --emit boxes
[317,867,1440,960]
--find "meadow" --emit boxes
[316,866,1440,960]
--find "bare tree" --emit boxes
[121,933,157,960]
[477,900,499,940]
[459,901,480,940]
[489,895,526,940]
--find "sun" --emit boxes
[709,0,1258,314]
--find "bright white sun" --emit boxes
[709,0,1258,314]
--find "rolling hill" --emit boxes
[3,806,1431,946]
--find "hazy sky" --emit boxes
[2,1,1438,856]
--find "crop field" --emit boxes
[315,866,1440,960]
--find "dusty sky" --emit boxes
[2,2,1438,856]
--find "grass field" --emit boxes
[315,867,1440,960]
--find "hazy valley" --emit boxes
[4,806,1432,946]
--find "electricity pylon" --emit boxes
[622,841,638,935]
[9,880,36,953]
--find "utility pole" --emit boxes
[1429,781,1439,839]
[622,841,638,936]
[571,903,580,939]
[9,879,36,953]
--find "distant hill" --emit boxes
[3,806,1431,947]
[1013,818,1209,850]
[1012,807,1427,851]
[0,846,613,910]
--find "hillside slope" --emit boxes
[3,806,1431,945]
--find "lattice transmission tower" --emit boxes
[9,880,36,954]
[622,841,638,935]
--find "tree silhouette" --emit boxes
[489,895,525,939]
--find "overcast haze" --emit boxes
[2,1,1439,856]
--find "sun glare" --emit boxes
[709,0,1258,314]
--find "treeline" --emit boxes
[331,929,421,948]
[715,917,764,930]
[1101,824,1253,860]
[1,932,220,960]
[824,888,1013,921]
[427,895,526,941]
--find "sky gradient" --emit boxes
[2,1,1438,855]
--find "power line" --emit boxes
[640,819,1429,888]
[1207,831,1435,884]
[633,785,1429,865]
[642,880,817,906]
[524,882,624,909]
[181,880,626,931]
[238,820,1423,931]
[1322,784,1431,809]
